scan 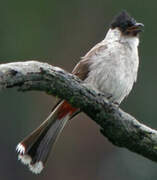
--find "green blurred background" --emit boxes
[0,0,156,179]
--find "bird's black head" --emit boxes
[111,11,144,36]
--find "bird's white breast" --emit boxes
[84,28,139,104]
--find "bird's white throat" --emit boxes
[104,28,139,49]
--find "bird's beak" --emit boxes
[135,23,144,27]
[134,22,144,31]
[126,22,144,34]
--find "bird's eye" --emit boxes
[127,21,133,27]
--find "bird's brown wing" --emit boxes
[72,42,107,80]
[72,58,91,80]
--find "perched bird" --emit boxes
[16,11,143,174]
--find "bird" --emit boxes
[16,10,144,174]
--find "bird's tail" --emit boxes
[16,100,78,174]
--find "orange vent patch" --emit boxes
[57,101,77,120]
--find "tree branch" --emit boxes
[0,61,157,162]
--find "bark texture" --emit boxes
[0,61,157,162]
